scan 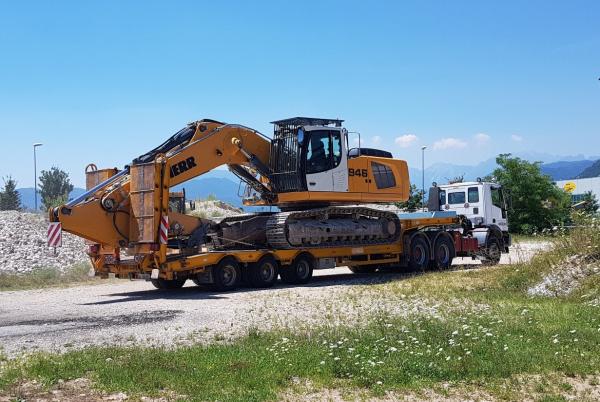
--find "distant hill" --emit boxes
[172,176,242,207]
[541,160,595,181]
[17,188,86,211]
[409,157,597,186]
[577,159,600,179]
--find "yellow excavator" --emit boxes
[50,117,417,289]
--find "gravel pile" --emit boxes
[0,201,244,275]
[527,254,600,297]
[0,211,87,275]
[188,199,243,219]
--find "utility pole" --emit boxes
[33,143,43,211]
[421,145,427,212]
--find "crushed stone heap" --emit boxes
[0,211,87,274]
[0,200,244,275]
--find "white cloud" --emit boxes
[511,134,523,142]
[433,137,467,150]
[474,133,490,146]
[395,134,418,148]
[371,135,382,145]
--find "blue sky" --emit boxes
[1,1,599,188]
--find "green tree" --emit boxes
[395,184,423,212]
[0,176,21,211]
[39,167,74,211]
[580,191,599,215]
[491,154,571,234]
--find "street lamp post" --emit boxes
[33,143,43,211]
[421,145,427,212]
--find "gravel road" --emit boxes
[0,241,548,357]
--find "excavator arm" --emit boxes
[50,120,274,252]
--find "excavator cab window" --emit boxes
[305,130,342,174]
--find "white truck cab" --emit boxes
[428,180,511,264]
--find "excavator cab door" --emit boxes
[303,127,348,192]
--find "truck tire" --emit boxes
[280,253,314,285]
[210,257,241,291]
[248,255,279,288]
[408,235,430,271]
[431,235,456,270]
[151,278,186,290]
[348,265,378,274]
[482,238,501,266]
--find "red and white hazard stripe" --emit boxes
[159,215,169,245]
[47,222,62,247]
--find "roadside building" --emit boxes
[555,176,600,203]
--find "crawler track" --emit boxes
[266,206,401,249]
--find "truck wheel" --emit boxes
[348,265,377,274]
[408,236,430,271]
[431,235,456,270]
[210,257,241,291]
[151,278,186,290]
[280,254,314,285]
[482,238,501,266]
[248,255,279,288]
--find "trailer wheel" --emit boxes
[280,253,314,285]
[248,255,279,288]
[151,278,186,290]
[348,265,377,274]
[431,235,456,270]
[482,238,501,266]
[408,235,430,271]
[210,257,241,291]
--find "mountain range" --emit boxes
[15,154,600,211]
[409,153,599,188]
[577,159,600,179]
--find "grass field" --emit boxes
[0,262,96,291]
[1,223,599,401]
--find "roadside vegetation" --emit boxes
[0,262,96,291]
[1,220,599,401]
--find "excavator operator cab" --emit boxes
[269,117,349,193]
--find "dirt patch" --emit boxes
[279,374,600,402]
[0,377,183,401]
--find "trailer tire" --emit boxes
[408,235,430,271]
[248,255,279,288]
[431,234,456,270]
[348,265,377,274]
[210,257,241,291]
[280,253,314,285]
[482,237,501,266]
[151,278,186,290]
